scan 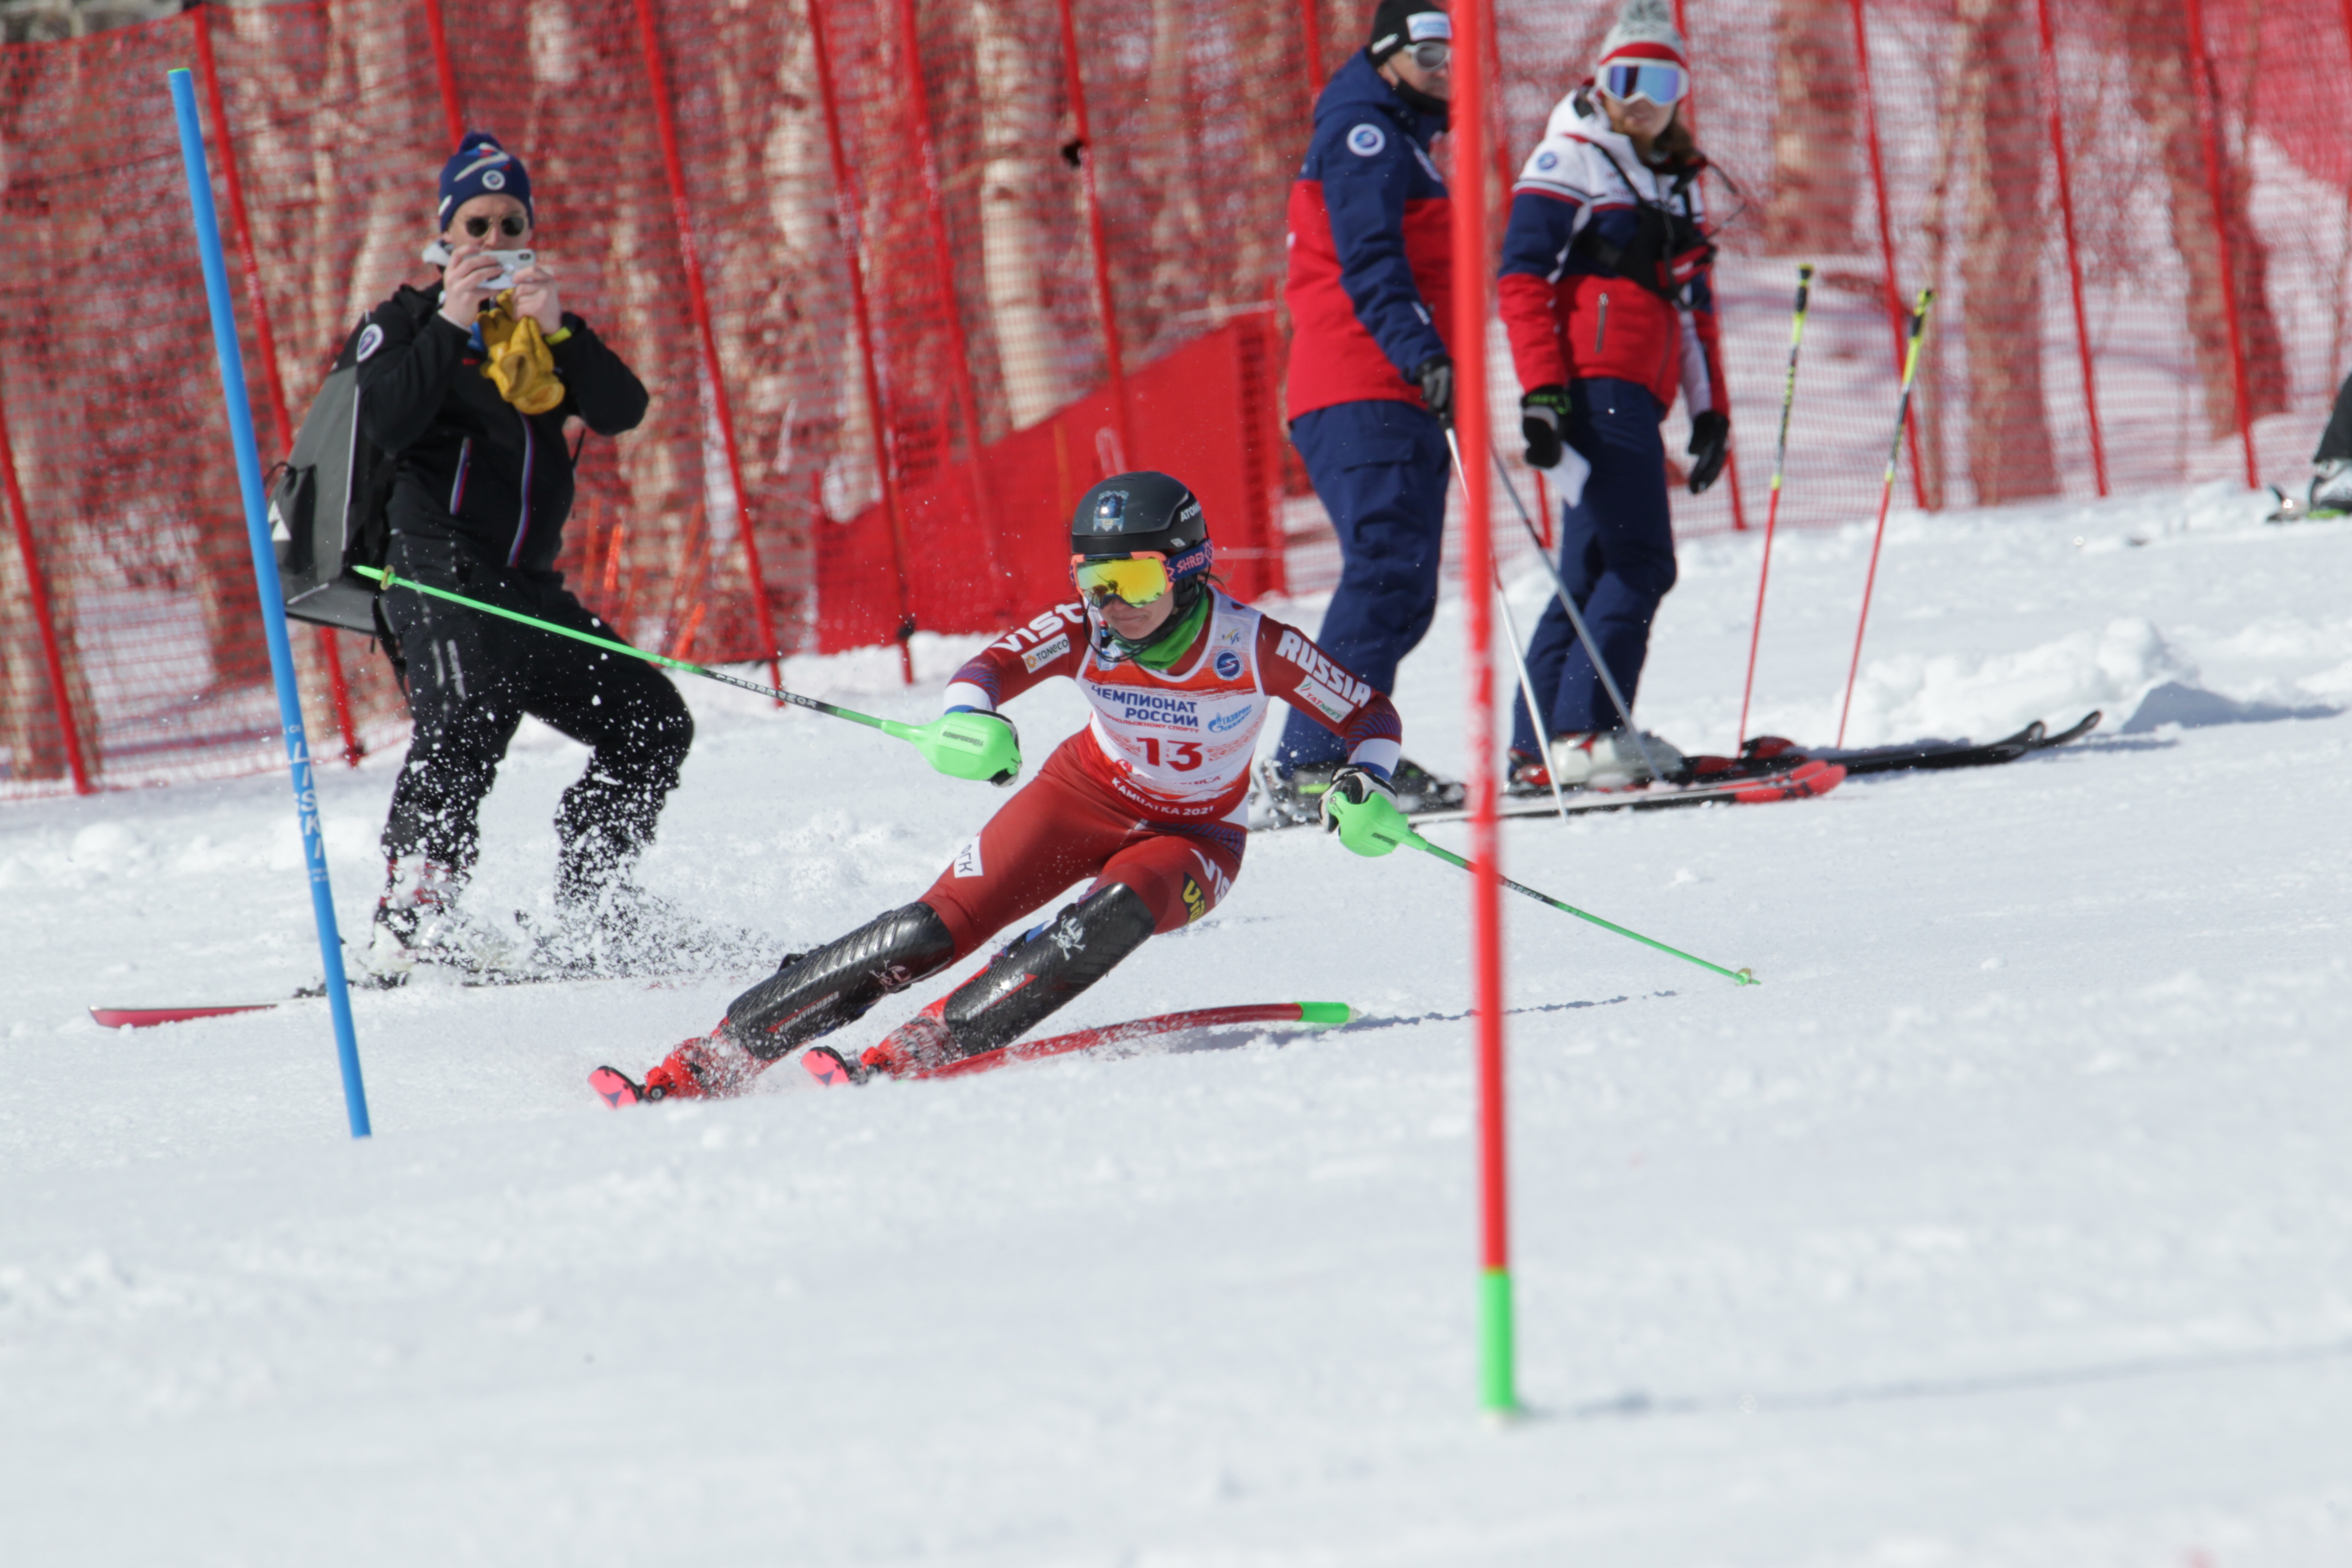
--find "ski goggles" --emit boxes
[1402,40,1450,70]
[1600,61,1688,106]
[1070,552,1172,607]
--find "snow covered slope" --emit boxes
[4,485,2350,1566]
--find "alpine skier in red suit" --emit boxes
[595,473,1413,1102]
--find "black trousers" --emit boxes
[379,535,693,901]
[2319,373,2352,464]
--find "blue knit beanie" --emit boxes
[437,132,533,226]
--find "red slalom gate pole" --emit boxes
[1847,0,1926,510]
[2031,0,2106,497]
[1836,289,1934,748]
[809,0,917,685]
[0,378,89,793]
[1450,0,1515,1420]
[419,0,464,151]
[2182,0,2258,490]
[631,0,782,694]
[1052,0,1132,461]
[194,7,362,767]
[1736,265,1814,751]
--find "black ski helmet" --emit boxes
[1069,471,1213,586]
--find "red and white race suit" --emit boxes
[915,589,1404,954]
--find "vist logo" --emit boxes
[1273,629,1373,710]
[1180,875,1208,924]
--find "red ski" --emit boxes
[90,1001,288,1030]
[805,1000,1356,1087]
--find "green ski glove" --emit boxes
[901,710,1021,785]
[1320,764,1412,857]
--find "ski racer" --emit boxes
[595,472,1412,1102]
[1497,0,1728,789]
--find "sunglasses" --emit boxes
[1070,552,1171,608]
[1405,40,1450,70]
[462,213,530,240]
[1601,62,1688,106]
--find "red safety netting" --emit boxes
[6,0,2352,793]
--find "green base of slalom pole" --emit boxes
[1481,1266,1519,1418]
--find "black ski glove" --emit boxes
[1318,764,1398,830]
[1687,409,1730,494]
[1521,385,1571,470]
[1412,354,1454,428]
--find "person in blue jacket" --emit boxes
[1261,0,1461,821]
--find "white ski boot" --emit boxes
[1547,730,1686,789]
[359,857,524,981]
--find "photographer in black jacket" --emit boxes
[358,132,693,977]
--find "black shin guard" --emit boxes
[939,883,1157,1059]
[721,902,955,1060]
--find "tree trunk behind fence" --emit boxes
[972,0,1073,430]
[1956,0,2059,504]
[2115,0,2288,441]
[1768,0,1860,255]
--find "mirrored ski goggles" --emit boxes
[1600,61,1688,106]
[1070,552,1171,607]
[1403,40,1450,70]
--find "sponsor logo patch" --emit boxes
[1208,705,1251,733]
[355,323,385,363]
[1536,150,1559,171]
[1407,11,1451,40]
[1294,676,1355,725]
[1022,632,1071,672]
[952,836,985,879]
[1214,650,1243,679]
[1346,123,1387,158]
[481,169,506,191]
[1180,876,1208,924]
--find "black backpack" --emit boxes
[268,292,435,635]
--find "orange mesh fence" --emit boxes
[5,0,2352,792]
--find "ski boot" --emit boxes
[1545,730,1687,789]
[359,856,523,981]
[591,1030,765,1107]
[802,1000,952,1087]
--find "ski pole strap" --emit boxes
[1392,824,1757,986]
[350,563,884,730]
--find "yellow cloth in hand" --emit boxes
[478,294,566,415]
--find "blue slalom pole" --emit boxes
[169,69,372,1139]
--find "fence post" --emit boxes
[631,0,784,690]
[887,0,1009,618]
[1297,0,1326,105]
[2032,0,2106,495]
[194,3,364,765]
[0,379,90,794]
[2180,0,2258,488]
[1846,0,1927,509]
[1052,0,1132,461]
[420,0,464,150]
[810,0,917,684]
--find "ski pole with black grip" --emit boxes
[1736,263,1814,751]
[1835,287,1936,747]
[350,565,1021,783]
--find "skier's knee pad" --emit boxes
[722,901,955,1059]
[941,883,1156,1057]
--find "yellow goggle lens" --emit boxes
[1071,554,1171,607]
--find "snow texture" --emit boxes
[5,483,2352,1565]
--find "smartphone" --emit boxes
[483,249,535,291]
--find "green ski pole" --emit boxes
[1325,792,1756,985]
[351,565,1021,783]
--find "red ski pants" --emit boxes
[919,734,1246,960]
